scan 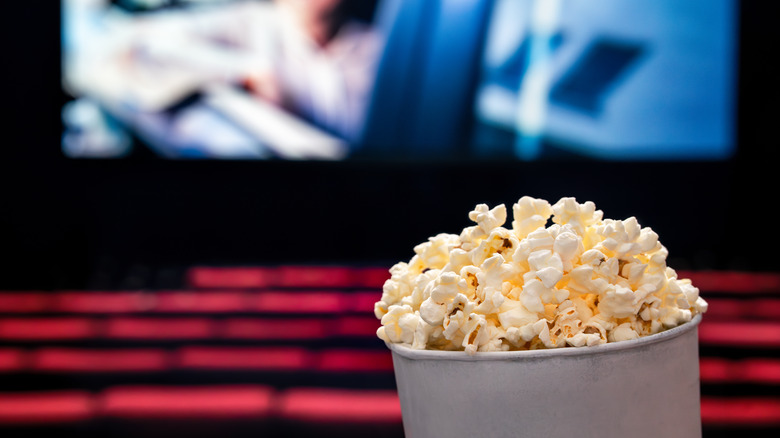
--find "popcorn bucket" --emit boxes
[388,314,702,438]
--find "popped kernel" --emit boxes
[375,197,706,355]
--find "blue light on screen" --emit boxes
[474,0,737,160]
[61,0,738,161]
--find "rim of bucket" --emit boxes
[387,313,702,361]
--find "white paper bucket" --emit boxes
[388,314,702,438]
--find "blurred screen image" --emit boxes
[61,0,737,161]
[473,0,737,160]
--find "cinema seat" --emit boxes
[352,267,391,289]
[335,316,383,338]
[679,270,780,294]
[705,298,780,320]
[104,318,216,340]
[0,348,25,372]
[739,359,780,385]
[176,346,312,372]
[277,387,403,438]
[29,348,169,373]
[277,388,403,438]
[0,318,97,341]
[251,291,346,314]
[703,299,748,320]
[98,385,276,438]
[52,292,153,314]
[276,266,356,289]
[700,398,780,427]
[187,267,277,289]
[315,349,394,373]
[0,293,50,313]
[185,265,389,290]
[699,358,733,384]
[752,298,780,319]
[221,318,328,341]
[348,292,381,313]
[0,390,94,424]
[154,292,248,313]
[99,385,274,418]
[700,358,780,385]
[698,321,780,348]
[279,387,400,423]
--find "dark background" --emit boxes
[2,1,779,290]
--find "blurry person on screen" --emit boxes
[245,0,382,144]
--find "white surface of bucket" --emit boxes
[389,314,702,438]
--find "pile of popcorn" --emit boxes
[374,197,707,355]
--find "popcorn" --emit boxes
[512,196,553,239]
[377,304,420,345]
[598,285,638,319]
[375,197,707,355]
[527,249,563,287]
[551,197,602,236]
[609,323,640,342]
[461,204,507,251]
[419,272,465,326]
[595,218,659,259]
[469,203,507,234]
[553,227,582,271]
[471,228,520,266]
[414,233,461,270]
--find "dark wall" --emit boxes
[2,1,779,289]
